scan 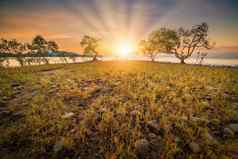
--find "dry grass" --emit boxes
[0,61,238,159]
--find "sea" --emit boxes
[1,53,238,67]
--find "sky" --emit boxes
[0,0,238,54]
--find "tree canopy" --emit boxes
[142,23,213,63]
[139,28,178,61]
[80,35,100,61]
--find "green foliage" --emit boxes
[144,23,214,64]
[80,35,100,61]
[139,28,178,61]
[0,36,60,67]
[30,35,59,55]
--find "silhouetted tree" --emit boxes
[30,35,59,64]
[31,35,48,55]
[139,40,157,61]
[48,41,59,52]
[145,23,213,64]
[139,28,178,61]
[0,39,9,54]
[80,35,100,61]
[5,39,28,66]
[0,39,8,66]
[172,23,213,64]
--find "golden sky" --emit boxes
[0,0,238,54]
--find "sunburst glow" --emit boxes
[116,40,136,58]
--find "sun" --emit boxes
[116,41,136,58]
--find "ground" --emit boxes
[0,61,238,159]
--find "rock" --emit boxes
[135,139,150,159]
[130,110,137,117]
[189,142,201,153]
[2,96,9,101]
[13,86,23,91]
[62,112,74,119]
[223,127,234,137]
[95,112,102,122]
[148,133,157,140]
[12,112,24,118]
[147,120,160,134]
[78,101,87,107]
[31,91,39,97]
[48,89,56,94]
[0,110,11,116]
[147,133,163,158]
[228,124,238,133]
[204,95,212,101]
[148,133,162,147]
[130,111,137,128]
[94,153,101,159]
[13,90,21,96]
[147,119,165,136]
[11,81,20,87]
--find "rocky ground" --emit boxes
[0,61,238,159]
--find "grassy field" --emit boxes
[0,61,238,159]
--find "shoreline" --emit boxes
[1,60,238,70]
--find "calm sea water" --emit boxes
[1,53,238,67]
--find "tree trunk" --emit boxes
[92,55,97,61]
[180,58,185,64]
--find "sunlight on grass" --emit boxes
[0,62,238,159]
[115,40,137,58]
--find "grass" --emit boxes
[0,61,238,159]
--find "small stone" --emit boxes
[95,112,102,122]
[0,110,11,116]
[31,91,39,97]
[12,112,24,118]
[204,95,212,101]
[228,124,238,133]
[78,101,87,107]
[94,153,101,159]
[135,139,150,159]
[130,110,137,117]
[223,127,234,137]
[147,120,164,136]
[13,90,21,95]
[148,133,157,140]
[11,81,20,87]
[147,120,160,132]
[2,96,9,101]
[189,142,201,153]
[130,111,137,128]
[62,112,74,119]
